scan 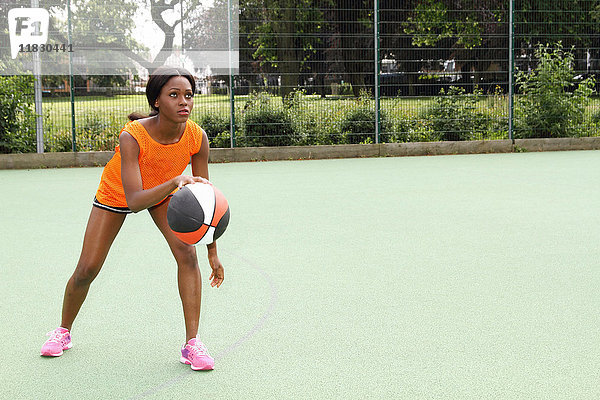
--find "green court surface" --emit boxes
[1,151,599,399]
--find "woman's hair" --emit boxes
[128,66,196,121]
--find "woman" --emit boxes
[41,66,223,371]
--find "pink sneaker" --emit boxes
[40,327,72,357]
[180,338,214,370]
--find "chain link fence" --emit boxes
[1,1,600,153]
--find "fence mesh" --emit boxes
[1,1,600,153]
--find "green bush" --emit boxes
[292,118,343,146]
[243,108,295,146]
[515,42,595,138]
[43,111,74,152]
[405,119,442,142]
[340,94,391,144]
[0,76,37,153]
[287,89,343,145]
[340,108,377,144]
[383,117,416,143]
[590,109,600,126]
[423,86,489,141]
[198,114,231,148]
[482,86,509,140]
[240,92,295,147]
[75,112,121,151]
[45,130,73,152]
[46,112,121,152]
[331,82,353,96]
[212,131,232,148]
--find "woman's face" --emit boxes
[154,76,194,122]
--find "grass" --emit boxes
[43,94,231,131]
[42,94,436,132]
[39,92,600,151]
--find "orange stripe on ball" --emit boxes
[174,224,209,245]
[211,186,229,227]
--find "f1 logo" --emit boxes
[8,8,49,59]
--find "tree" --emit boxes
[237,0,327,100]
[0,0,203,75]
[331,0,373,97]
[515,0,599,75]
[402,0,507,94]
[401,0,600,95]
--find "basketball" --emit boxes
[167,182,230,245]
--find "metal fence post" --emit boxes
[31,0,44,153]
[508,0,514,141]
[374,0,380,144]
[228,0,236,148]
[67,0,76,152]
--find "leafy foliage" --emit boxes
[76,112,121,151]
[404,0,483,49]
[240,92,295,146]
[286,89,344,145]
[0,76,37,153]
[44,111,121,152]
[515,43,595,138]
[340,108,377,144]
[198,114,231,148]
[422,86,490,141]
[338,93,390,144]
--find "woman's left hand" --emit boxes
[208,254,224,288]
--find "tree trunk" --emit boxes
[276,2,300,101]
[338,0,370,97]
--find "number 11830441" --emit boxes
[19,43,73,53]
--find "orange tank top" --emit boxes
[95,119,203,208]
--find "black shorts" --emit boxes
[93,197,133,214]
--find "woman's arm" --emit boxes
[191,128,210,180]
[120,131,203,213]
[191,128,224,288]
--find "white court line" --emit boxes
[130,250,278,400]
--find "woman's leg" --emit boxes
[60,206,126,330]
[148,199,201,342]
